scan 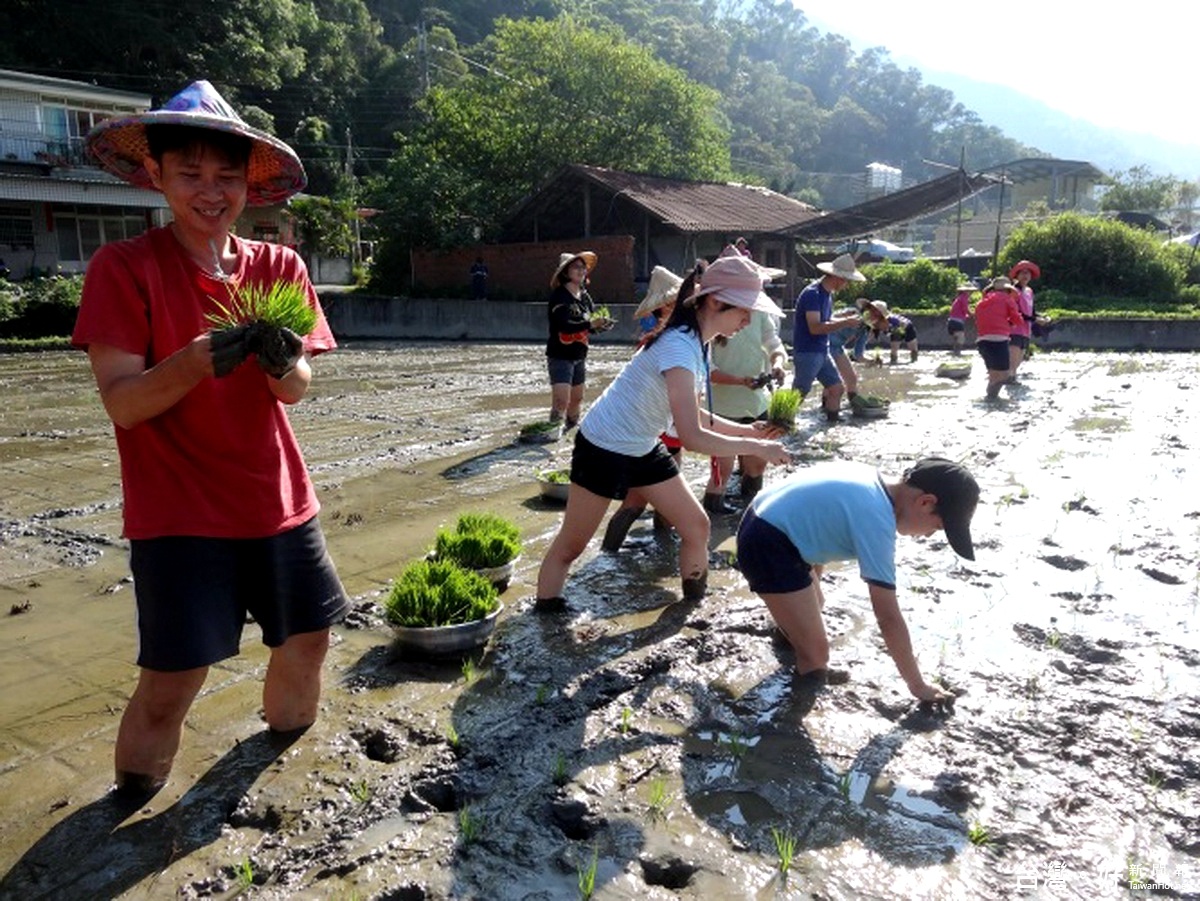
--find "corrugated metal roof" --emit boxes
[0,171,169,208]
[571,165,819,232]
[501,164,819,240]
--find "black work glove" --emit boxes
[209,324,252,378]
[247,323,304,379]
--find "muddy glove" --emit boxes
[209,324,252,378]
[248,324,304,379]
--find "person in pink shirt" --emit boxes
[974,276,1024,399]
[947,283,975,355]
[1008,259,1042,378]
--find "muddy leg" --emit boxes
[640,475,710,595]
[536,484,610,600]
[759,586,829,674]
[264,628,331,732]
[114,666,208,791]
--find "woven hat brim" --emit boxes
[86,111,307,207]
[549,251,597,288]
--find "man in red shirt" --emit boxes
[74,81,349,798]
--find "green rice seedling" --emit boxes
[721,732,749,758]
[771,827,796,876]
[967,822,990,846]
[382,559,499,628]
[766,389,802,432]
[234,856,255,891]
[206,279,317,336]
[647,776,670,819]
[837,771,852,800]
[539,468,571,484]
[619,706,632,735]
[458,805,481,845]
[446,722,460,751]
[577,846,599,900]
[591,305,611,321]
[434,513,521,569]
[349,778,371,804]
[552,753,569,787]
[535,684,550,705]
[462,656,479,684]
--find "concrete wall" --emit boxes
[320,293,1200,351]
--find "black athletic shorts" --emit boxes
[129,517,349,671]
[736,508,815,594]
[976,339,1011,372]
[570,431,680,500]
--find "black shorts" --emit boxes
[570,431,680,500]
[947,318,966,335]
[736,508,814,594]
[976,339,1010,372]
[1010,334,1029,349]
[129,517,349,671]
[890,323,917,343]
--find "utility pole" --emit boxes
[992,168,1007,265]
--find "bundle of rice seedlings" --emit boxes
[591,305,611,321]
[383,559,499,627]
[519,420,562,436]
[766,388,802,431]
[206,280,318,336]
[538,469,570,484]
[434,513,521,569]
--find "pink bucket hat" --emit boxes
[86,80,307,207]
[692,255,784,317]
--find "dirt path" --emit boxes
[0,344,1197,899]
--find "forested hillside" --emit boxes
[0,0,1034,279]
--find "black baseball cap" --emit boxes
[904,457,980,560]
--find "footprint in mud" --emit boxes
[1137,565,1184,585]
[1040,554,1088,572]
[1012,623,1124,664]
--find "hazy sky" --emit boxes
[794,0,1200,148]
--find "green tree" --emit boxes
[1100,165,1179,214]
[367,14,730,286]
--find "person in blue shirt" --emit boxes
[791,254,865,421]
[736,457,979,701]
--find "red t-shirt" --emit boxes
[72,227,336,539]
[974,291,1023,339]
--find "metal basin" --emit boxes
[389,603,504,656]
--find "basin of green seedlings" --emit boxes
[936,360,973,380]
[766,388,802,432]
[518,419,563,444]
[383,559,502,655]
[206,280,318,336]
[850,393,891,418]
[536,468,571,502]
[433,512,522,589]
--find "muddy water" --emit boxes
[1,344,1198,900]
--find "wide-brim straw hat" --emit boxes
[691,254,784,317]
[635,266,684,318]
[550,251,597,288]
[865,299,890,321]
[816,253,867,282]
[86,80,306,207]
[986,276,1018,293]
[1008,259,1041,280]
[956,283,977,292]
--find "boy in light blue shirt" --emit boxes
[737,458,979,701]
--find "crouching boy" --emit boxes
[736,457,979,701]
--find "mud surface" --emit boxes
[1,344,1198,900]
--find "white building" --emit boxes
[0,69,170,278]
[0,69,295,280]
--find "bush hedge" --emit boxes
[0,276,84,339]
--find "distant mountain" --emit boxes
[924,69,1200,180]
